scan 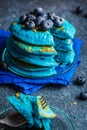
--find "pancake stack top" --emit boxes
[3,7,76,78]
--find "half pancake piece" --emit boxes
[9,55,55,71]
[51,20,76,39]
[3,50,57,78]
[6,40,58,67]
[55,49,75,66]
[10,36,57,55]
[53,37,74,52]
[9,18,54,46]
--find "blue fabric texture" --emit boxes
[0,29,83,94]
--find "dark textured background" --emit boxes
[0,0,87,130]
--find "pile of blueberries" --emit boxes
[19,7,64,31]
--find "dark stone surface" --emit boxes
[0,0,87,130]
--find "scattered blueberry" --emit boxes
[41,19,53,31]
[54,17,64,27]
[35,16,45,26]
[20,14,28,24]
[75,76,86,86]
[78,92,87,100]
[33,7,43,16]
[75,6,83,14]
[25,21,35,29]
[0,61,8,70]
[47,12,56,21]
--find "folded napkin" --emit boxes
[0,29,83,94]
[8,93,56,129]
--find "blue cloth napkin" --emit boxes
[0,29,83,94]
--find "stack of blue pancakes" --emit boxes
[51,20,76,67]
[3,19,58,78]
[3,8,76,78]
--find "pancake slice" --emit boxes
[9,18,54,46]
[3,50,57,78]
[10,36,57,55]
[6,39,58,67]
[51,20,76,39]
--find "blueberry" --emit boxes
[35,16,45,26]
[40,13,47,19]
[47,12,56,21]
[25,21,35,30]
[75,6,83,14]
[75,76,86,86]
[78,92,87,100]
[0,61,8,70]
[54,17,64,27]
[28,14,36,21]
[33,7,43,16]
[41,19,53,31]
[20,14,28,24]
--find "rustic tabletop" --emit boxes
[0,0,87,130]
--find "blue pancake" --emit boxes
[51,20,76,39]
[53,37,73,51]
[6,40,58,67]
[55,49,75,67]
[4,16,76,78]
[9,18,54,46]
[9,37,57,55]
[2,49,57,78]
[10,57,53,71]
